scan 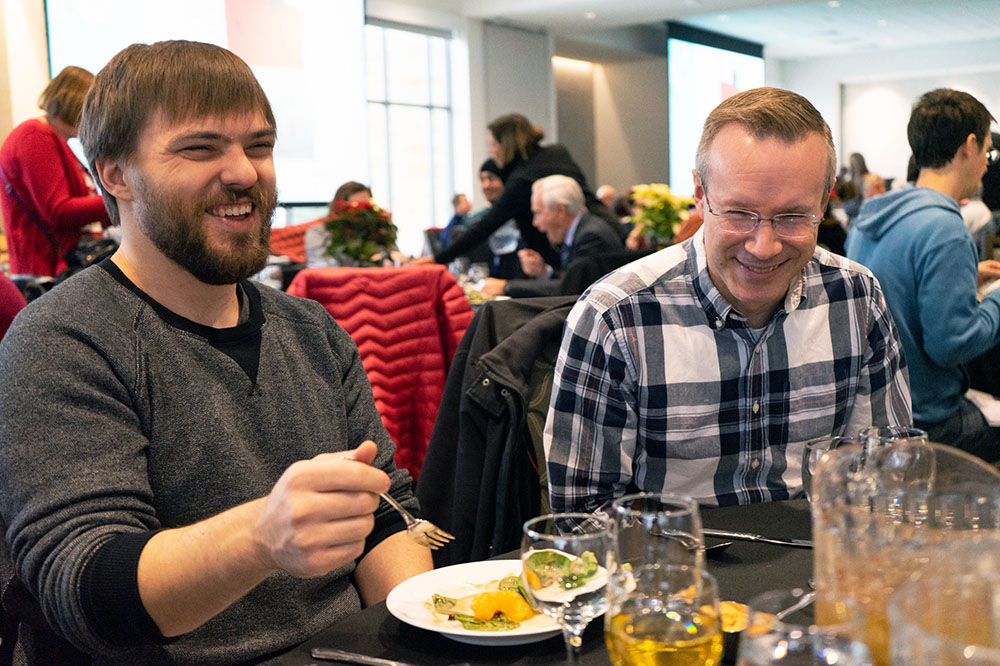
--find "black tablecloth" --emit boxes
[276,500,812,666]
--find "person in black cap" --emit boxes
[442,158,525,278]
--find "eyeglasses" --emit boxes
[988,147,999,166]
[703,193,819,240]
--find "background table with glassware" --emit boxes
[276,500,812,666]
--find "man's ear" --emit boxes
[692,169,706,216]
[960,133,981,161]
[95,158,135,203]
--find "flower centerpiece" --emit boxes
[324,199,398,267]
[629,183,694,247]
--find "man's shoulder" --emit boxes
[580,243,690,313]
[812,245,876,278]
[803,247,886,307]
[0,267,137,367]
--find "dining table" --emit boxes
[277,499,812,666]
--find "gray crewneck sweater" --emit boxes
[0,262,416,665]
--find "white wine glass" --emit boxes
[521,513,611,664]
[606,564,723,665]
[605,493,720,665]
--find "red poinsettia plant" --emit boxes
[324,199,398,266]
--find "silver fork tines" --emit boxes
[379,492,454,550]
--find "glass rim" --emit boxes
[610,491,699,514]
[817,439,1000,476]
[522,512,609,538]
[804,434,860,448]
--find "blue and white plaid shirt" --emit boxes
[544,227,911,509]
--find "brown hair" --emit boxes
[487,113,544,167]
[78,40,276,225]
[695,87,836,195]
[908,88,995,170]
[38,66,95,127]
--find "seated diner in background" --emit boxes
[481,174,624,298]
[0,40,430,665]
[544,87,912,511]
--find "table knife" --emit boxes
[703,528,813,549]
[311,647,470,666]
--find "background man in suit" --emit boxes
[482,174,624,297]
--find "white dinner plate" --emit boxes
[385,559,562,646]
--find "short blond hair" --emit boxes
[695,87,836,195]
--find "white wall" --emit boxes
[781,37,1000,181]
[554,57,596,185]
[482,22,555,140]
[594,58,669,193]
[0,0,48,143]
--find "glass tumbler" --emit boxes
[889,571,1000,665]
[811,440,1000,666]
[737,588,871,665]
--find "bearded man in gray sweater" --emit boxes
[0,41,431,665]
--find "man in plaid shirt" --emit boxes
[545,88,911,509]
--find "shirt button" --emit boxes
[751,459,760,469]
[482,378,490,386]
[752,400,760,414]
[754,346,761,354]
[715,319,723,329]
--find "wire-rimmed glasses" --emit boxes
[703,192,819,239]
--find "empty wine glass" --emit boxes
[856,425,927,458]
[801,435,857,502]
[608,492,704,570]
[521,513,611,664]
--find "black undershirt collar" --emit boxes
[99,258,263,383]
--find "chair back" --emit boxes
[268,218,325,263]
[287,265,473,479]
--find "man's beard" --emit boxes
[132,175,277,285]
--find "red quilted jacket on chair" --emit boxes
[287,265,473,479]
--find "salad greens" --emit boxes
[524,550,598,590]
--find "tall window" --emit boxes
[366,21,453,256]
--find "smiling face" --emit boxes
[695,124,827,328]
[480,170,503,203]
[123,109,277,285]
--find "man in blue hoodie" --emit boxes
[846,88,1000,461]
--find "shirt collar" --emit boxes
[563,213,584,248]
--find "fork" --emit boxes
[379,492,454,549]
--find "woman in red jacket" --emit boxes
[0,66,110,279]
